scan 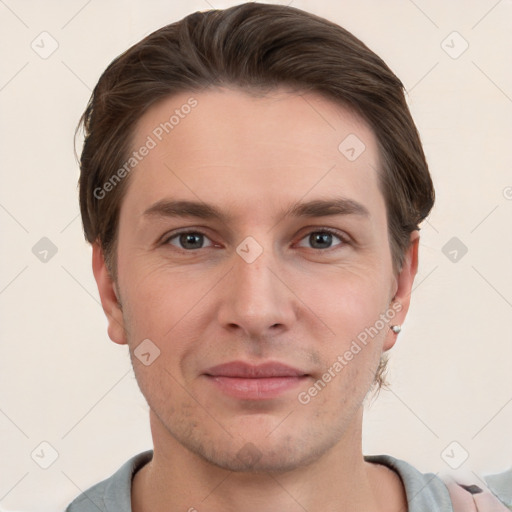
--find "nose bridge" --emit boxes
[217,241,295,336]
[235,251,274,304]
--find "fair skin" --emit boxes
[93,87,419,512]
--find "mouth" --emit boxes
[203,361,310,400]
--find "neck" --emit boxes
[132,409,406,512]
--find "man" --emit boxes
[66,3,508,511]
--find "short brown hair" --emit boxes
[77,2,434,391]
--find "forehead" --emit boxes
[123,87,385,222]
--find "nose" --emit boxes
[216,247,297,339]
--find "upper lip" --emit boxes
[204,361,307,378]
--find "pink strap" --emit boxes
[444,478,509,512]
[473,492,510,511]
[445,479,478,512]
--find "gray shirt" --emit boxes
[66,450,454,511]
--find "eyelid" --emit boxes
[295,227,351,248]
[161,228,216,248]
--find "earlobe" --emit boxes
[91,242,127,345]
[383,231,420,351]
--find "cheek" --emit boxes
[300,265,389,339]
[120,258,219,340]
[297,264,390,392]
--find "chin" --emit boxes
[198,443,319,474]
[179,424,337,475]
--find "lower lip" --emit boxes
[205,375,307,400]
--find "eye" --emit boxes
[297,229,346,250]
[165,231,214,250]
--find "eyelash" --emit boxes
[161,227,350,252]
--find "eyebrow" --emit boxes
[142,197,370,221]
[285,198,369,218]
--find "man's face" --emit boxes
[94,87,417,472]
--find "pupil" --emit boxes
[310,232,332,249]
[180,233,203,249]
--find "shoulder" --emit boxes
[365,454,453,511]
[65,450,153,512]
[365,454,512,512]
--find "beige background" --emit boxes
[0,0,511,510]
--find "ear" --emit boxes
[92,241,127,345]
[383,230,420,351]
